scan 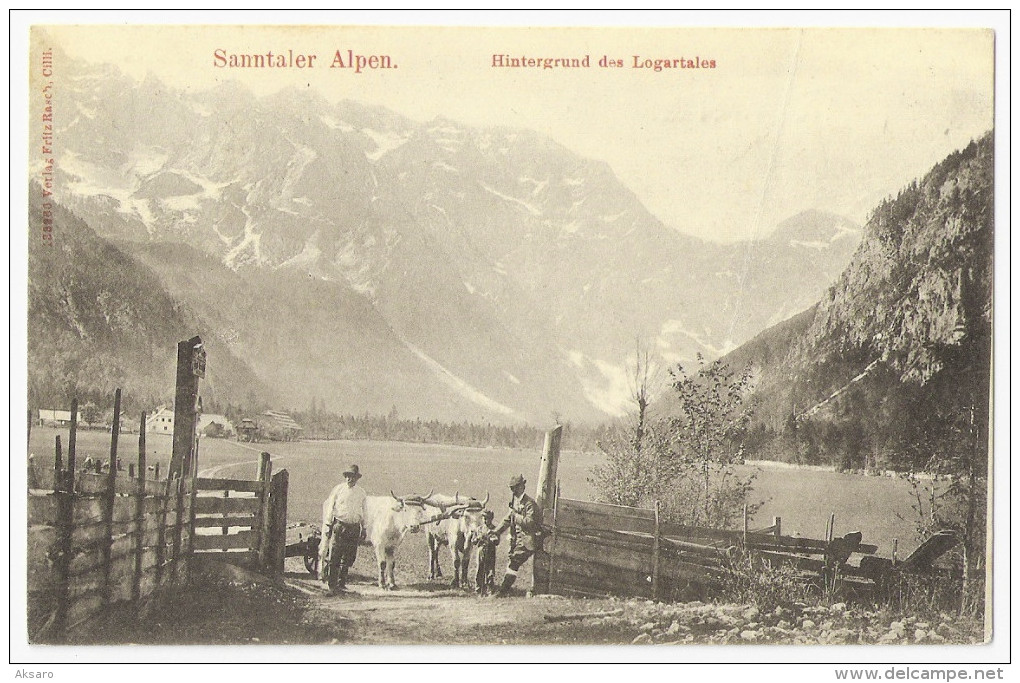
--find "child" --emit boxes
[474,510,500,595]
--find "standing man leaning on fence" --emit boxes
[319,463,367,594]
[493,473,543,597]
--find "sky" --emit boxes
[29,17,995,243]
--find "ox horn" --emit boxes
[391,490,401,501]
[481,491,489,507]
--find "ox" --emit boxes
[361,492,432,590]
[423,492,489,588]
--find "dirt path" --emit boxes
[283,560,633,645]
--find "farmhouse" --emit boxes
[37,409,71,426]
[147,407,174,435]
[262,411,303,441]
[198,413,233,438]
[235,418,260,443]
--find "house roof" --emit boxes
[263,410,303,431]
[39,409,72,421]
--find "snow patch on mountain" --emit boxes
[519,176,549,195]
[401,339,521,418]
[658,319,737,359]
[480,183,542,216]
[278,234,323,269]
[790,239,829,250]
[319,114,354,132]
[363,128,409,161]
[830,221,861,241]
[432,160,459,173]
[333,238,377,296]
[224,206,265,268]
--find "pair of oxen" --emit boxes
[329,490,491,591]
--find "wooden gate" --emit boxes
[192,451,288,573]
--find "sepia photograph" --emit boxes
[12,11,1008,673]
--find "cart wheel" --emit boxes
[305,548,320,576]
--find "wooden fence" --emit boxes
[192,452,289,573]
[546,496,881,601]
[28,445,195,640]
[27,397,288,642]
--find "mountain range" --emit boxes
[29,47,864,423]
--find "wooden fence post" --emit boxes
[67,398,78,476]
[154,471,168,588]
[533,425,562,595]
[169,336,204,481]
[256,452,273,570]
[773,516,782,538]
[132,413,147,604]
[101,388,122,606]
[50,435,72,641]
[182,450,198,585]
[535,425,562,512]
[269,470,289,575]
[221,489,230,545]
[547,485,560,593]
[742,503,749,548]
[652,500,661,602]
[168,473,185,590]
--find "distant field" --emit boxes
[27,427,928,588]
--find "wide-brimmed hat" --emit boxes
[508,473,526,488]
[343,464,362,479]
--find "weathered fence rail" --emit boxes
[546,496,882,602]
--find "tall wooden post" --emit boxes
[169,336,205,482]
[51,435,72,641]
[535,425,562,512]
[132,412,147,604]
[101,389,122,606]
[67,398,78,476]
[269,470,289,575]
[533,424,562,595]
[652,500,662,602]
[256,452,273,570]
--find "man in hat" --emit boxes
[492,473,543,597]
[319,463,367,594]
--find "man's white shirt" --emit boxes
[322,483,367,531]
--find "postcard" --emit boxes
[14,14,1006,675]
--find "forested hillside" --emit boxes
[27,187,271,416]
[729,133,993,472]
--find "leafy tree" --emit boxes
[591,353,761,529]
[589,339,661,507]
[656,355,760,527]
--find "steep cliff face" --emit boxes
[803,134,992,383]
[727,133,993,469]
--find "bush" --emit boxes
[721,550,818,613]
